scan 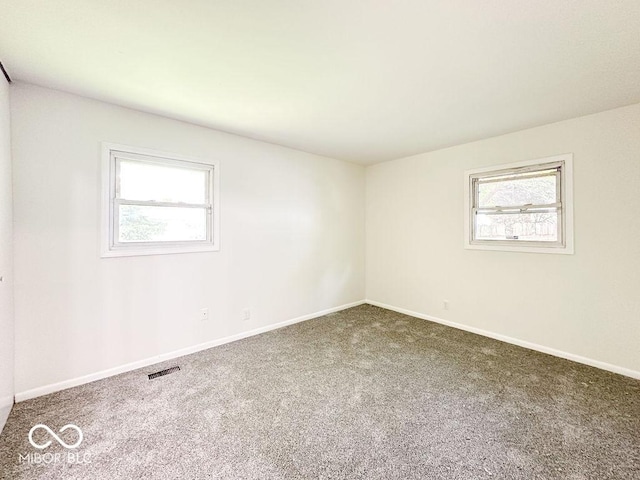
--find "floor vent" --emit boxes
[148,366,180,380]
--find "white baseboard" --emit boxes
[15,300,366,402]
[0,394,13,408]
[0,394,13,434]
[366,300,640,380]
[16,298,637,402]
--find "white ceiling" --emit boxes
[2,1,639,164]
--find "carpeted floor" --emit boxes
[0,304,638,479]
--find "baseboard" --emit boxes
[15,300,366,402]
[366,300,640,380]
[0,395,12,434]
[0,394,13,408]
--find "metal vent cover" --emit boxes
[148,366,180,380]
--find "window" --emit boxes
[464,154,573,254]
[101,143,219,257]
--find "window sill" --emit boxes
[101,244,219,258]
[464,242,574,255]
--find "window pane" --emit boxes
[119,205,207,243]
[478,173,557,208]
[475,211,558,242]
[119,160,208,204]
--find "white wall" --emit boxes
[11,83,365,397]
[0,78,14,430]
[367,103,640,375]
[10,81,638,401]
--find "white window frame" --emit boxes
[464,153,574,254]
[101,143,220,258]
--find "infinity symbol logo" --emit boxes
[28,424,84,449]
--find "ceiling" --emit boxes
[1,1,639,164]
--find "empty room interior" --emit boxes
[0,1,639,479]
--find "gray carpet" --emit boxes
[0,305,638,479]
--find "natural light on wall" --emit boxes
[101,143,220,257]
[464,154,574,254]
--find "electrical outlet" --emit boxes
[200,308,209,321]
[242,308,251,322]
[443,300,450,310]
